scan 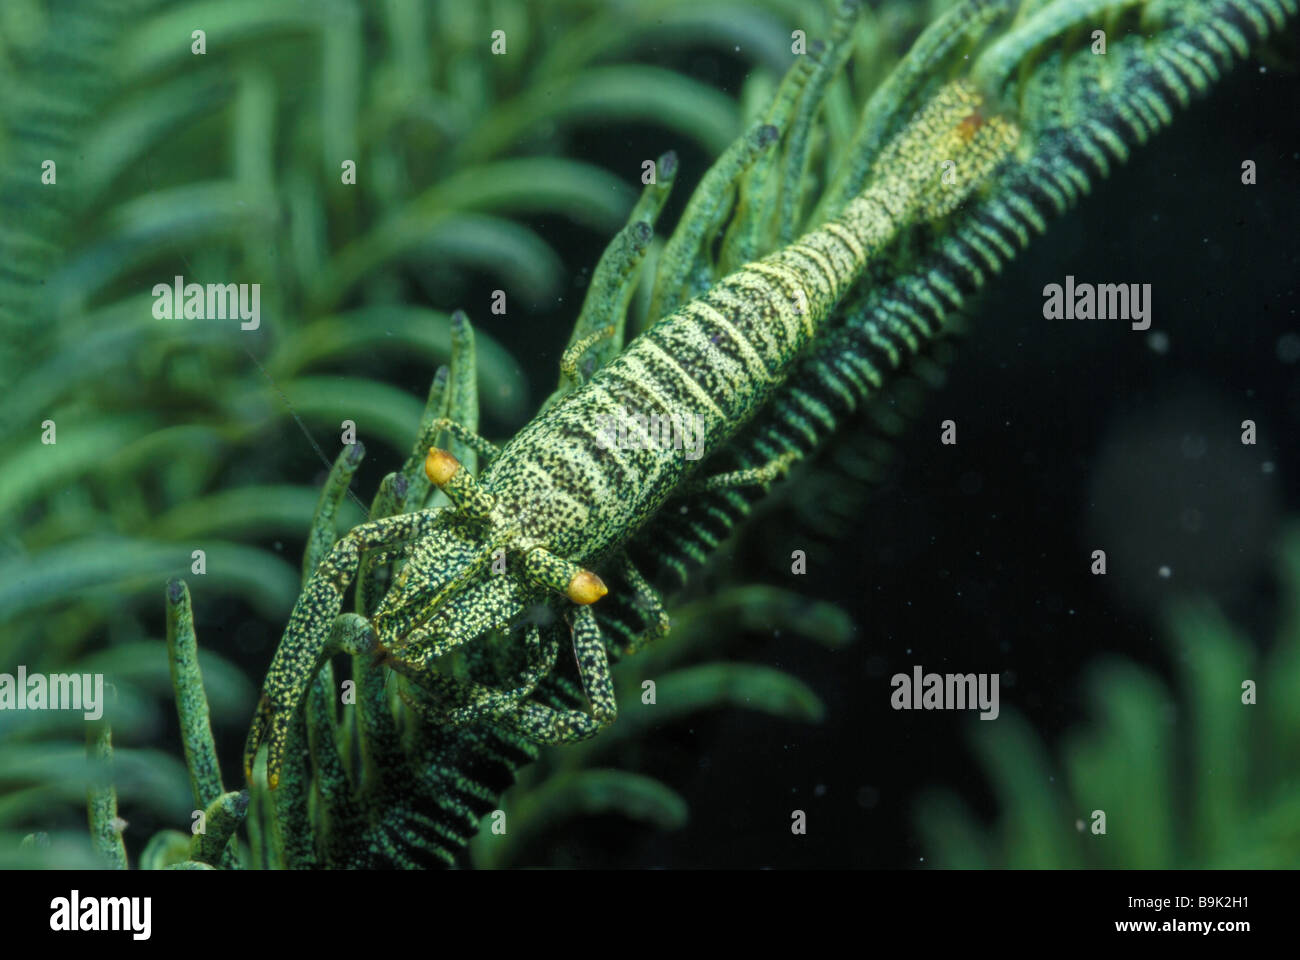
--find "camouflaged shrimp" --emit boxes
[245,0,1299,793]
[244,75,1018,787]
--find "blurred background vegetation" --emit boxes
[1,0,1296,867]
[917,525,1300,868]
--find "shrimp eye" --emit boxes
[425,448,461,486]
[567,570,608,605]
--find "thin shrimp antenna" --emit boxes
[242,346,370,515]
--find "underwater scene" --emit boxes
[1,0,1298,886]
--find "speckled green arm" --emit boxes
[85,723,127,869]
[165,577,241,868]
